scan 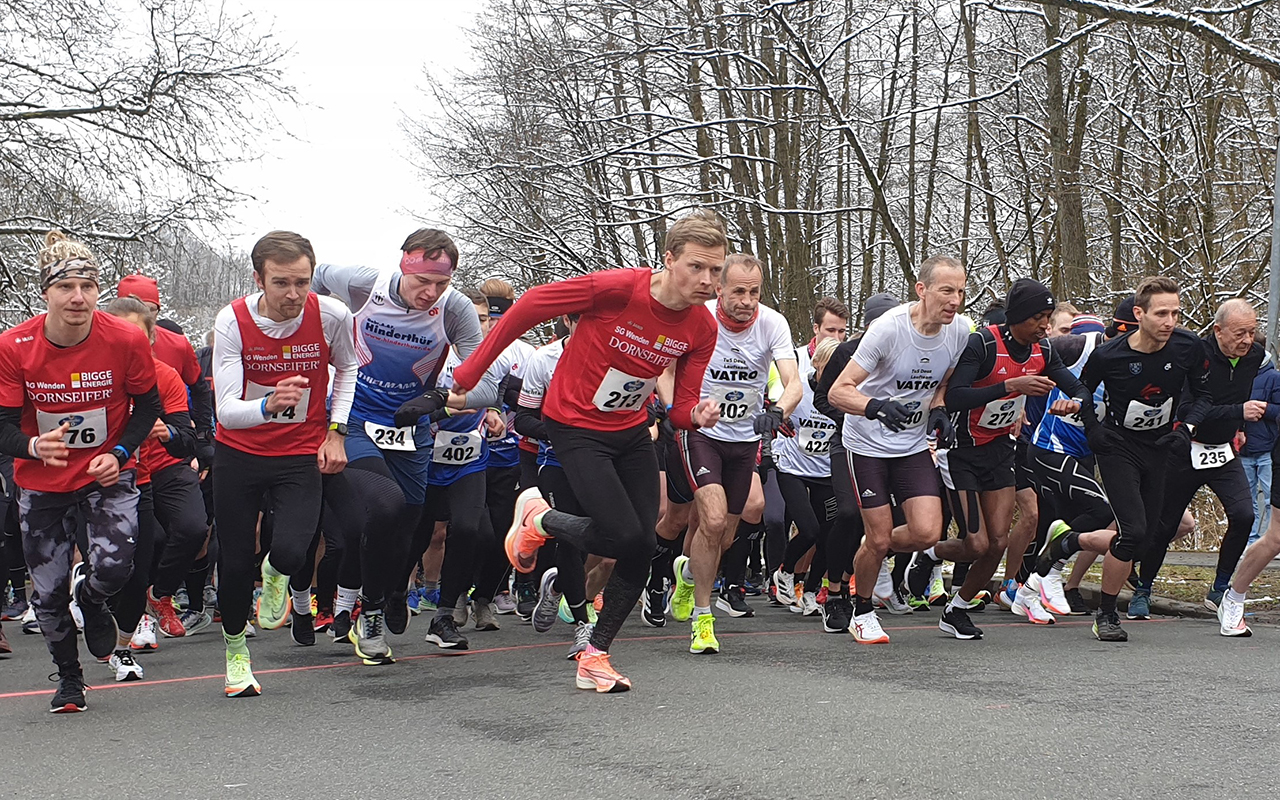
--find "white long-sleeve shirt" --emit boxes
[213,292,358,429]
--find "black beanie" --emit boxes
[1005,278,1056,325]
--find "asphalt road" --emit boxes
[2,601,1277,800]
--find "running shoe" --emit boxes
[244,621,257,638]
[425,616,469,650]
[1204,589,1224,612]
[73,566,117,659]
[575,650,631,693]
[256,560,291,631]
[822,594,853,633]
[1011,583,1055,625]
[107,649,143,682]
[20,604,38,635]
[1064,587,1089,615]
[385,590,410,635]
[406,589,422,617]
[568,622,593,661]
[494,591,517,615]
[313,609,334,633]
[203,585,220,622]
[715,585,755,618]
[174,586,189,610]
[50,669,87,713]
[1126,591,1151,620]
[927,564,947,606]
[1218,592,1252,637]
[641,583,667,628]
[68,565,86,632]
[147,589,187,638]
[670,555,696,622]
[533,567,562,633]
[2,597,28,621]
[969,589,992,612]
[771,568,798,608]
[177,609,213,637]
[939,605,984,639]
[593,592,604,613]
[291,611,316,646]
[1092,610,1128,642]
[995,579,1018,610]
[850,609,890,644]
[224,651,260,698]
[558,596,574,624]
[1039,519,1073,566]
[905,551,934,600]
[799,591,821,617]
[690,614,719,654]
[130,615,159,652]
[874,583,913,616]
[506,487,551,572]
[330,609,353,643]
[420,588,441,613]
[472,600,500,632]
[352,611,393,664]
[454,594,470,628]
[1035,571,1072,617]
[815,585,828,605]
[514,582,536,621]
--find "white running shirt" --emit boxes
[699,303,795,443]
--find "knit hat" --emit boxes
[1005,278,1056,325]
[1069,314,1106,335]
[1107,296,1138,337]
[864,293,899,325]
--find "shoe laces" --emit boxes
[114,650,136,666]
[227,653,252,680]
[438,615,459,636]
[363,612,384,639]
[574,622,593,647]
[49,671,87,692]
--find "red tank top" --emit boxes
[138,357,195,481]
[965,325,1046,446]
[216,293,330,457]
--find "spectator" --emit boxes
[1241,330,1280,545]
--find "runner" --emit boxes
[926,278,1088,637]
[212,231,357,695]
[827,255,969,645]
[452,210,725,692]
[0,231,161,712]
[1130,298,1263,618]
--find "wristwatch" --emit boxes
[328,422,348,436]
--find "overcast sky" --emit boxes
[223,0,478,267]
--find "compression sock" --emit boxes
[224,629,249,657]
[1099,591,1118,615]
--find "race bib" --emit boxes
[1122,397,1172,431]
[432,429,483,465]
[797,424,834,455]
[709,386,762,423]
[36,407,107,449]
[1062,400,1105,429]
[244,381,310,424]
[1191,441,1234,471]
[978,396,1025,430]
[591,368,656,413]
[890,397,926,428]
[364,421,415,452]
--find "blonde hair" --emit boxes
[480,278,515,300]
[37,230,94,272]
[664,209,728,258]
[811,337,840,380]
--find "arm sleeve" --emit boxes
[323,298,358,426]
[1179,341,1213,428]
[312,263,380,310]
[514,402,550,441]
[212,306,269,430]
[452,272,610,391]
[503,376,523,410]
[161,410,197,460]
[814,340,857,423]
[670,320,715,430]
[119,387,162,456]
[0,407,34,460]
[944,333,1005,411]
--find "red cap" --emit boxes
[118,274,160,308]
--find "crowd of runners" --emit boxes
[3,212,1279,712]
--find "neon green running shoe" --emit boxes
[689,614,719,654]
[671,556,696,622]
[256,557,291,630]
[558,596,573,624]
[224,651,260,698]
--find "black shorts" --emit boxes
[670,430,757,515]
[1015,438,1034,492]
[848,449,941,510]
[937,438,1016,493]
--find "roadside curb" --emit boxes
[1076,582,1216,620]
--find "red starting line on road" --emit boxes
[0,618,1180,701]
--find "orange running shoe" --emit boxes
[506,487,551,573]
[593,592,604,613]
[575,650,632,693]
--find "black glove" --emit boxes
[753,406,788,437]
[195,441,215,473]
[393,388,448,429]
[928,407,954,448]
[1086,424,1124,455]
[865,398,910,433]
[1156,424,1192,454]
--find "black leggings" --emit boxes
[1095,434,1170,563]
[149,464,209,599]
[826,439,865,585]
[538,463,589,616]
[213,445,322,636]
[778,471,837,573]
[408,470,487,613]
[543,419,659,652]
[760,464,787,574]
[340,458,410,611]
[109,481,155,636]
[474,465,520,601]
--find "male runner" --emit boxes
[212,231,357,695]
[0,231,161,712]
[453,210,725,692]
[827,255,969,644]
[664,254,799,654]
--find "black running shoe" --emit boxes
[76,593,118,659]
[330,609,352,643]
[385,591,409,635]
[715,585,755,618]
[1093,610,1128,642]
[939,606,983,639]
[906,552,934,600]
[49,669,87,713]
[641,585,667,628]
[425,616,469,651]
[822,594,853,633]
[515,582,537,621]
[1064,587,1089,615]
[291,612,315,646]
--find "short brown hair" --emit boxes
[664,209,728,258]
[480,278,515,300]
[1134,276,1180,311]
[814,296,850,326]
[104,296,155,341]
[402,229,459,270]
[251,231,315,276]
[720,253,762,284]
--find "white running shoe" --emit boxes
[800,591,820,616]
[873,559,893,599]
[1011,583,1055,625]
[108,650,144,682]
[873,560,912,615]
[850,609,890,644]
[131,615,159,652]
[1034,571,1071,617]
[771,569,798,607]
[20,604,38,634]
[1218,592,1252,637]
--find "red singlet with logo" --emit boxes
[453,268,716,432]
[0,311,157,493]
[216,293,330,457]
[153,325,201,385]
[964,324,1046,447]
[138,357,194,481]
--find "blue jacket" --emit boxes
[1242,358,1280,456]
